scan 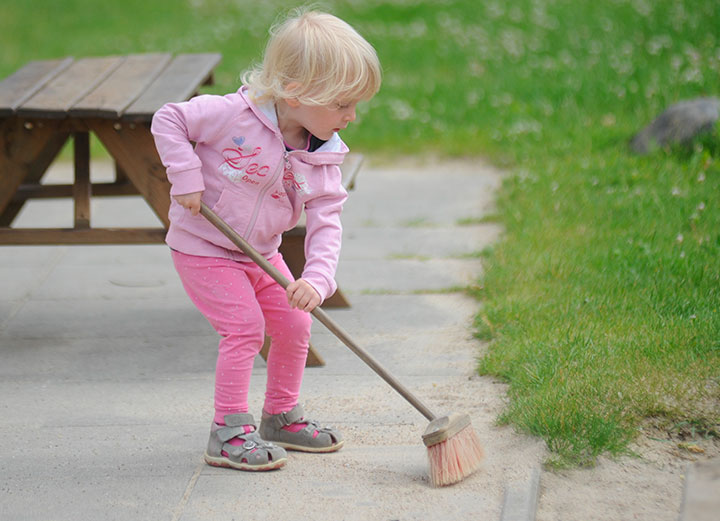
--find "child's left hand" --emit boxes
[286,279,321,312]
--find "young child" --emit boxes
[151,10,381,471]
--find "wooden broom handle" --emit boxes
[200,202,437,422]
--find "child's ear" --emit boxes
[283,82,302,108]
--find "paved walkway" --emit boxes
[0,157,541,520]
[3,157,714,520]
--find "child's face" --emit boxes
[292,100,358,141]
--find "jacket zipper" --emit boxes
[243,151,289,238]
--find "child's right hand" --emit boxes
[174,191,203,216]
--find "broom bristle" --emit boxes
[426,423,484,487]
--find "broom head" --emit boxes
[422,413,484,487]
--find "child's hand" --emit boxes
[286,279,321,312]
[174,191,203,216]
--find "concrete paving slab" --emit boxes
[316,293,482,332]
[1,422,205,521]
[0,266,52,301]
[0,378,214,426]
[336,257,482,292]
[56,244,173,266]
[679,457,720,521]
[501,467,541,521]
[3,473,188,521]
[29,263,187,301]
[0,301,16,323]
[341,158,503,228]
[1,297,212,340]
[308,327,478,377]
[0,245,65,267]
[0,336,218,381]
[341,224,502,260]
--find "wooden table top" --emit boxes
[0,53,221,122]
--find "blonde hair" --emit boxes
[243,9,382,106]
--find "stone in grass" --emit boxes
[629,97,719,155]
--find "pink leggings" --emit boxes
[171,250,312,424]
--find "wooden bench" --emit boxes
[0,54,362,367]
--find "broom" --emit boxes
[200,203,484,486]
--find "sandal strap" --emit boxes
[224,413,256,428]
[216,413,257,442]
[224,441,257,459]
[217,425,250,443]
[264,404,305,429]
[222,431,278,459]
[302,420,337,436]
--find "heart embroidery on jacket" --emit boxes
[232,136,245,146]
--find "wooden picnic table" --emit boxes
[0,53,220,243]
[0,53,361,366]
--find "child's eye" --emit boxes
[335,102,350,110]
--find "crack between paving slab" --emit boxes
[0,247,67,333]
[171,461,204,521]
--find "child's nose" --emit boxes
[344,107,356,122]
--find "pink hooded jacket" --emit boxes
[150,87,348,301]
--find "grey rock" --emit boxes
[629,97,719,154]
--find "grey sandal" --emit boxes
[259,404,344,453]
[204,413,287,471]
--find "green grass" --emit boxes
[461,1,720,465]
[2,0,719,465]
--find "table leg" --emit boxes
[0,117,70,223]
[88,119,170,227]
[73,131,91,228]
